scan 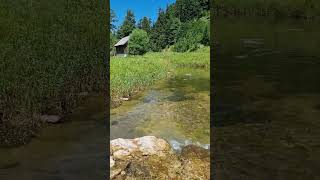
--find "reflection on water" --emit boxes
[0,96,106,180]
[213,17,320,179]
[111,67,210,151]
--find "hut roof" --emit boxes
[114,36,130,47]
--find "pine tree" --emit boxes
[138,17,152,34]
[164,4,181,46]
[117,10,136,39]
[110,9,117,32]
[175,0,202,22]
[150,9,167,51]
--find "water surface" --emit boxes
[0,95,106,180]
[111,67,210,151]
[213,17,320,179]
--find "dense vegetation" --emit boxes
[110,0,210,55]
[0,0,108,146]
[116,10,136,39]
[110,47,210,107]
[213,0,320,19]
[128,29,150,55]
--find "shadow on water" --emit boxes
[0,95,106,180]
[213,17,320,180]
[213,104,272,127]
[165,90,195,102]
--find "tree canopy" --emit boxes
[110,9,117,32]
[117,10,136,39]
[111,0,210,54]
[138,17,152,34]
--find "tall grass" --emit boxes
[110,53,169,106]
[169,47,210,68]
[110,47,210,106]
[0,0,108,146]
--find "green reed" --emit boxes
[110,47,210,106]
[0,0,107,129]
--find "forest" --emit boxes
[110,0,210,55]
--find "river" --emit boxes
[213,17,320,179]
[0,95,106,180]
[0,66,210,179]
[111,67,210,152]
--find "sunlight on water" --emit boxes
[111,67,210,148]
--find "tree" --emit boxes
[199,0,210,11]
[110,9,117,32]
[128,29,150,55]
[149,9,167,51]
[164,4,181,46]
[173,18,209,52]
[166,17,181,45]
[175,0,203,22]
[117,10,136,39]
[138,17,152,34]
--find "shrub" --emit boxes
[128,29,150,55]
[173,18,209,52]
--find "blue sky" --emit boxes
[111,0,176,28]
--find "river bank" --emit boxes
[212,1,320,20]
[110,47,210,108]
[0,95,106,179]
[110,48,210,179]
[0,92,105,148]
[111,47,210,154]
[110,136,210,179]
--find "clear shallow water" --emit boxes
[111,67,210,151]
[213,17,320,179]
[0,96,106,180]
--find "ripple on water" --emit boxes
[111,68,210,145]
[169,139,210,152]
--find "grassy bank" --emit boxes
[168,47,210,68]
[0,0,108,147]
[110,47,210,107]
[213,0,320,20]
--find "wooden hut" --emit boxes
[114,36,130,57]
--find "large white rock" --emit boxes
[110,156,115,168]
[109,136,210,179]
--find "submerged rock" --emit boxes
[110,136,210,179]
[40,115,62,123]
[78,91,89,96]
[121,97,129,101]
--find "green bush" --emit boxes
[128,29,150,55]
[173,18,209,52]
